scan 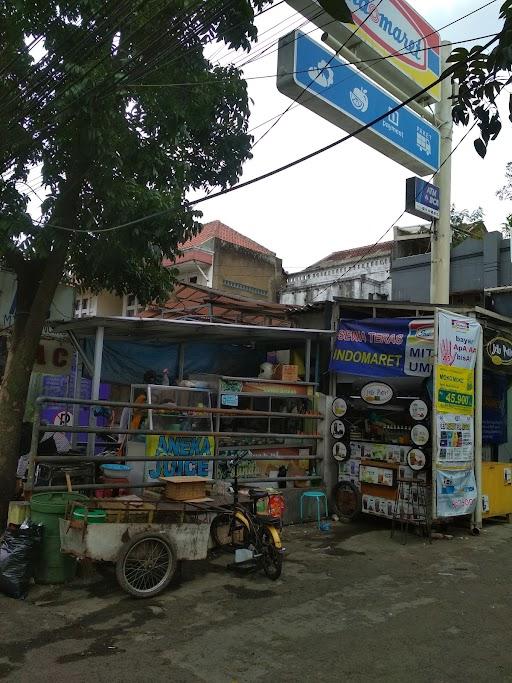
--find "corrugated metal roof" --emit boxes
[54,316,331,344]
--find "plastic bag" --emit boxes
[0,521,43,599]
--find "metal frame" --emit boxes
[26,395,325,493]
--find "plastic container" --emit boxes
[100,463,132,478]
[30,492,88,584]
[72,507,107,524]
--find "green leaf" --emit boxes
[474,138,487,158]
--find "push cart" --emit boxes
[59,498,216,598]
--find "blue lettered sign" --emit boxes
[329,318,434,378]
[406,177,440,220]
[145,435,214,481]
[277,30,440,176]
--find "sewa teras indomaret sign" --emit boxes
[329,318,434,378]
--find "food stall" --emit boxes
[26,316,332,512]
[328,310,484,533]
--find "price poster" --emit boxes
[435,364,474,415]
[436,413,474,464]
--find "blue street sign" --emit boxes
[406,177,440,220]
[277,30,440,176]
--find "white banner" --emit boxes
[437,311,481,369]
[436,468,477,518]
[436,413,474,464]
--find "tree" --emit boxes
[497,161,512,237]
[449,0,512,157]
[0,0,271,521]
[450,206,487,246]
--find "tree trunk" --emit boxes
[0,243,69,526]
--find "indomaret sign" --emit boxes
[277,30,440,175]
[286,0,441,103]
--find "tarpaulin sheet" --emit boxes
[82,339,263,385]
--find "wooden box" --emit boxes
[160,476,209,501]
[273,364,299,382]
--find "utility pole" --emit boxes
[430,42,453,305]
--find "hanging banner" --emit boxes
[330,318,433,377]
[436,413,474,464]
[435,364,474,415]
[437,311,480,370]
[436,468,477,517]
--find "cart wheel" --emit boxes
[333,481,361,523]
[116,532,178,598]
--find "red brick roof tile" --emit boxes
[180,220,274,256]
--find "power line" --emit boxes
[34,35,499,235]
[126,32,499,90]
[0,0,242,163]
[251,0,385,149]
[232,0,501,72]
[308,119,482,303]
[3,0,289,190]
[248,0,500,138]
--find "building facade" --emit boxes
[280,242,392,306]
[74,220,283,318]
[391,231,512,311]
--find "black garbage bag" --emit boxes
[0,521,43,599]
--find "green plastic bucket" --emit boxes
[30,492,88,584]
[72,507,106,524]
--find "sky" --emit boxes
[195,0,511,273]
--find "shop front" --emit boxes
[328,309,484,533]
[477,310,512,519]
[24,317,332,521]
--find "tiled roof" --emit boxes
[179,220,275,256]
[140,282,293,326]
[305,241,393,271]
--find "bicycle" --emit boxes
[210,453,284,580]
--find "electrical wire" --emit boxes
[2,0,287,187]
[127,32,499,90]
[248,0,501,138]
[252,0,386,149]
[7,1,503,230]
[307,119,482,303]
[28,36,499,236]
[0,0,242,170]
[232,0,501,71]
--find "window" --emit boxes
[74,296,96,318]
[123,294,142,317]
[189,276,198,284]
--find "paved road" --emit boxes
[1,518,512,682]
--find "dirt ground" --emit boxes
[1,517,512,682]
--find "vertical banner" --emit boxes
[433,311,481,518]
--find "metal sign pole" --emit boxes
[430,42,453,305]
[474,331,484,529]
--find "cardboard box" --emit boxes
[273,364,299,382]
[159,476,209,501]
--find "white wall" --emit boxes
[280,255,391,305]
